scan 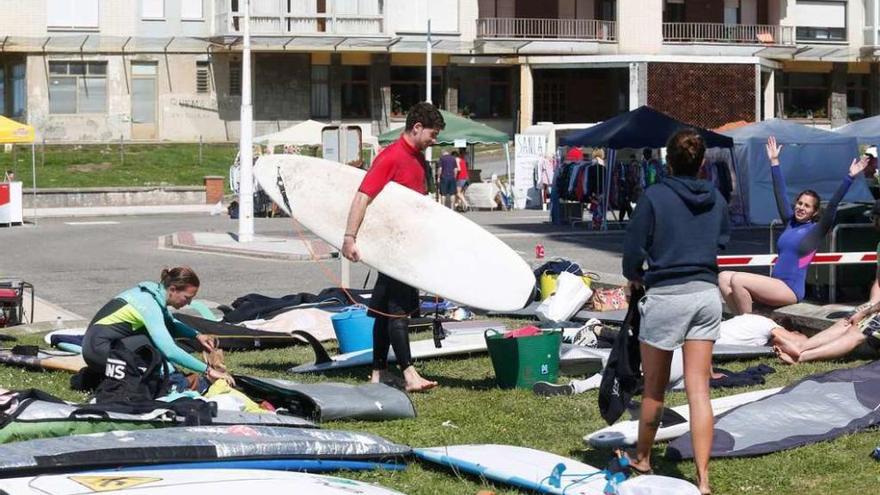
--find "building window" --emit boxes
[458,67,512,118]
[142,0,165,20]
[390,66,443,116]
[181,0,204,20]
[47,0,99,30]
[311,65,330,118]
[663,0,685,23]
[196,61,210,93]
[781,72,829,119]
[48,61,107,114]
[229,62,241,96]
[1,62,27,118]
[341,66,370,119]
[794,0,847,42]
[847,73,871,121]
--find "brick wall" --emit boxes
[647,62,755,129]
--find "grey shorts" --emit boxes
[638,285,722,351]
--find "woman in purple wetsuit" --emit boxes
[719,136,867,314]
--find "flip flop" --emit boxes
[618,449,654,476]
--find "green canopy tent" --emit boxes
[378,110,512,186]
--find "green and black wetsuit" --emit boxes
[81,282,207,373]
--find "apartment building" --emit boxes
[0,0,878,142]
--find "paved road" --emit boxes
[0,211,772,318]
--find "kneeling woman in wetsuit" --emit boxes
[719,136,868,314]
[82,267,233,384]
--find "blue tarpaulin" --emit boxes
[721,119,873,225]
[559,106,734,149]
[834,115,880,145]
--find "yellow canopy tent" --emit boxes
[0,116,36,221]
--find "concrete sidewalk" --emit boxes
[28,204,216,219]
[161,231,337,261]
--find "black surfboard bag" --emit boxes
[93,340,171,404]
[598,287,644,425]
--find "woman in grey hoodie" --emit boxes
[622,129,730,495]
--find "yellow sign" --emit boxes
[69,476,161,492]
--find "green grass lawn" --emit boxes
[0,143,497,189]
[0,143,238,189]
[1,326,878,494]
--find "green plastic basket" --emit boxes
[484,329,562,389]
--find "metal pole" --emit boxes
[827,223,873,304]
[119,135,124,167]
[31,142,36,224]
[424,18,432,164]
[238,0,255,243]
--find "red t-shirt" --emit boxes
[456,158,469,181]
[358,135,427,198]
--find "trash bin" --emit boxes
[485,329,562,389]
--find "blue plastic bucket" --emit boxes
[331,306,375,354]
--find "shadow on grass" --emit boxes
[573,446,689,481]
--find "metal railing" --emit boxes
[215,0,385,36]
[663,22,795,45]
[476,18,617,41]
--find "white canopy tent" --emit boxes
[255,120,380,149]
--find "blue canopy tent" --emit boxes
[722,119,873,225]
[558,106,736,229]
[834,115,880,144]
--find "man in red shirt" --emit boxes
[341,102,445,392]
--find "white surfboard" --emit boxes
[0,469,405,495]
[254,155,534,311]
[584,387,783,448]
[290,324,501,373]
[415,445,699,495]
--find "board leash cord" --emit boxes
[277,166,444,324]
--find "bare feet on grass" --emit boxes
[403,366,438,393]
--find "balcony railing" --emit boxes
[214,0,384,36]
[663,22,795,45]
[477,18,617,41]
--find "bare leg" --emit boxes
[718,271,736,312]
[633,342,673,475]
[682,340,714,495]
[797,326,865,363]
[777,319,852,359]
[769,327,807,347]
[729,272,797,314]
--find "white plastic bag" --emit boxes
[535,271,592,323]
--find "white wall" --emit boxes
[618,0,663,54]
[387,0,459,33]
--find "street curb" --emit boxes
[160,231,338,262]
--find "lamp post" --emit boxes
[237,0,254,243]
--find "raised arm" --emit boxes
[767,136,793,223]
[816,157,866,234]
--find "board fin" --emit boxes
[291,330,332,364]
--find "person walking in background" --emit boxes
[454,149,470,212]
[437,150,458,209]
[3,170,14,182]
[622,129,730,495]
